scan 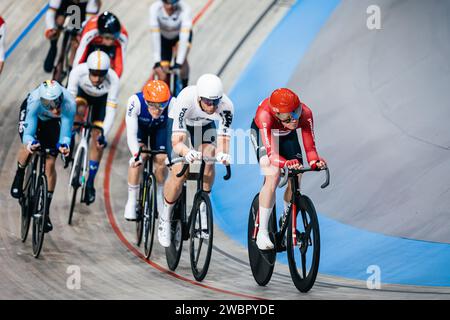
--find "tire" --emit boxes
[32,174,48,258]
[189,192,213,281]
[135,178,145,247]
[143,175,157,259]
[68,148,84,225]
[165,200,184,271]
[20,164,34,242]
[247,193,277,286]
[286,195,320,293]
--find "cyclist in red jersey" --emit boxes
[73,11,128,78]
[250,88,327,250]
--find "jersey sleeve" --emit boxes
[169,89,191,133]
[86,0,100,15]
[73,23,97,68]
[22,96,40,145]
[45,0,61,30]
[113,28,128,78]
[66,64,82,98]
[175,4,193,65]
[217,95,234,136]
[102,70,121,137]
[125,95,142,156]
[299,104,319,163]
[257,110,287,168]
[59,94,76,145]
[149,4,162,63]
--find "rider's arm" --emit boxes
[73,20,96,68]
[22,96,40,145]
[112,29,128,78]
[102,70,120,137]
[175,4,192,66]
[86,0,100,19]
[171,132,190,157]
[257,111,287,168]
[45,0,61,31]
[298,104,319,164]
[169,91,192,156]
[149,3,162,64]
[216,95,234,154]
[66,64,82,98]
[125,95,141,156]
[59,93,76,146]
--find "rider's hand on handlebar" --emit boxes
[285,159,303,170]
[309,158,327,170]
[97,135,108,149]
[184,149,202,163]
[57,143,70,157]
[216,152,231,165]
[45,28,58,40]
[153,62,162,71]
[26,140,41,154]
[129,154,143,168]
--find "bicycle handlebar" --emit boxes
[170,156,231,180]
[279,166,330,189]
[134,146,167,162]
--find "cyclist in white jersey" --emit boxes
[150,0,192,89]
[158,74,234,247]
[67,50,120,205]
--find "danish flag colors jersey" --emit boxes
[74,15,128,78]
[253,98,319,167]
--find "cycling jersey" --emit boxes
[126,92,173,156]
[149,0,192,65]
[21,86,76,146]
[67,62,119,136]
[169,86,234,136]
[253,98,319,168]
[46,0,99,31]
[73,15,128,77]
[0,16,5,62]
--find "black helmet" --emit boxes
[98,11,121,39]
[162,0,180,5]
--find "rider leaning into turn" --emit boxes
[44,0,101,73]
[73,11,128,78]
[150,0,192,89]
[67,50,120,205]
[250,88,327,250]
[159,74,234,247]
[10,80,76,232]
[124,80,174,221]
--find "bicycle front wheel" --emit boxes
[189,192,213,281]
[143,175,157,259]
[32,175,48,258]
[287,195,320,293]
[20,165,34,242]
[165,200,184,271]
[247,193,277,286]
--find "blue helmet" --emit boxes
[39,80,63,110]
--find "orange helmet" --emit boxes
[143,80,171,103]
[269,88,300,113]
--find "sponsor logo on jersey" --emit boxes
[178,107,188,129]
[221,110,233,128]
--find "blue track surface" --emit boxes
[211,0,450,287]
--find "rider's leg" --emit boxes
[154,153,168,215]
[43,154,57,232]
[44,15,64,72]
[283,175,302,211]
[257,156,281,250]
[159,162,187,247]
[124,143,147,220]
[10,146,31,199]
[87,127,103,188]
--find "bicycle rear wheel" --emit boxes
[32,175,48,258]
[68,148,84,225]
[165,200,184,271]
[189,192,213,281]
[20,165,34,242]
[287,195,320,293]
[143,175,157,259]
[247,193,277,286]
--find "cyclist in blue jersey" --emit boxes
[124,80,173,221]
[10,80,76,232]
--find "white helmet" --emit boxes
[87,50,110,76]
[197,74,223,100]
